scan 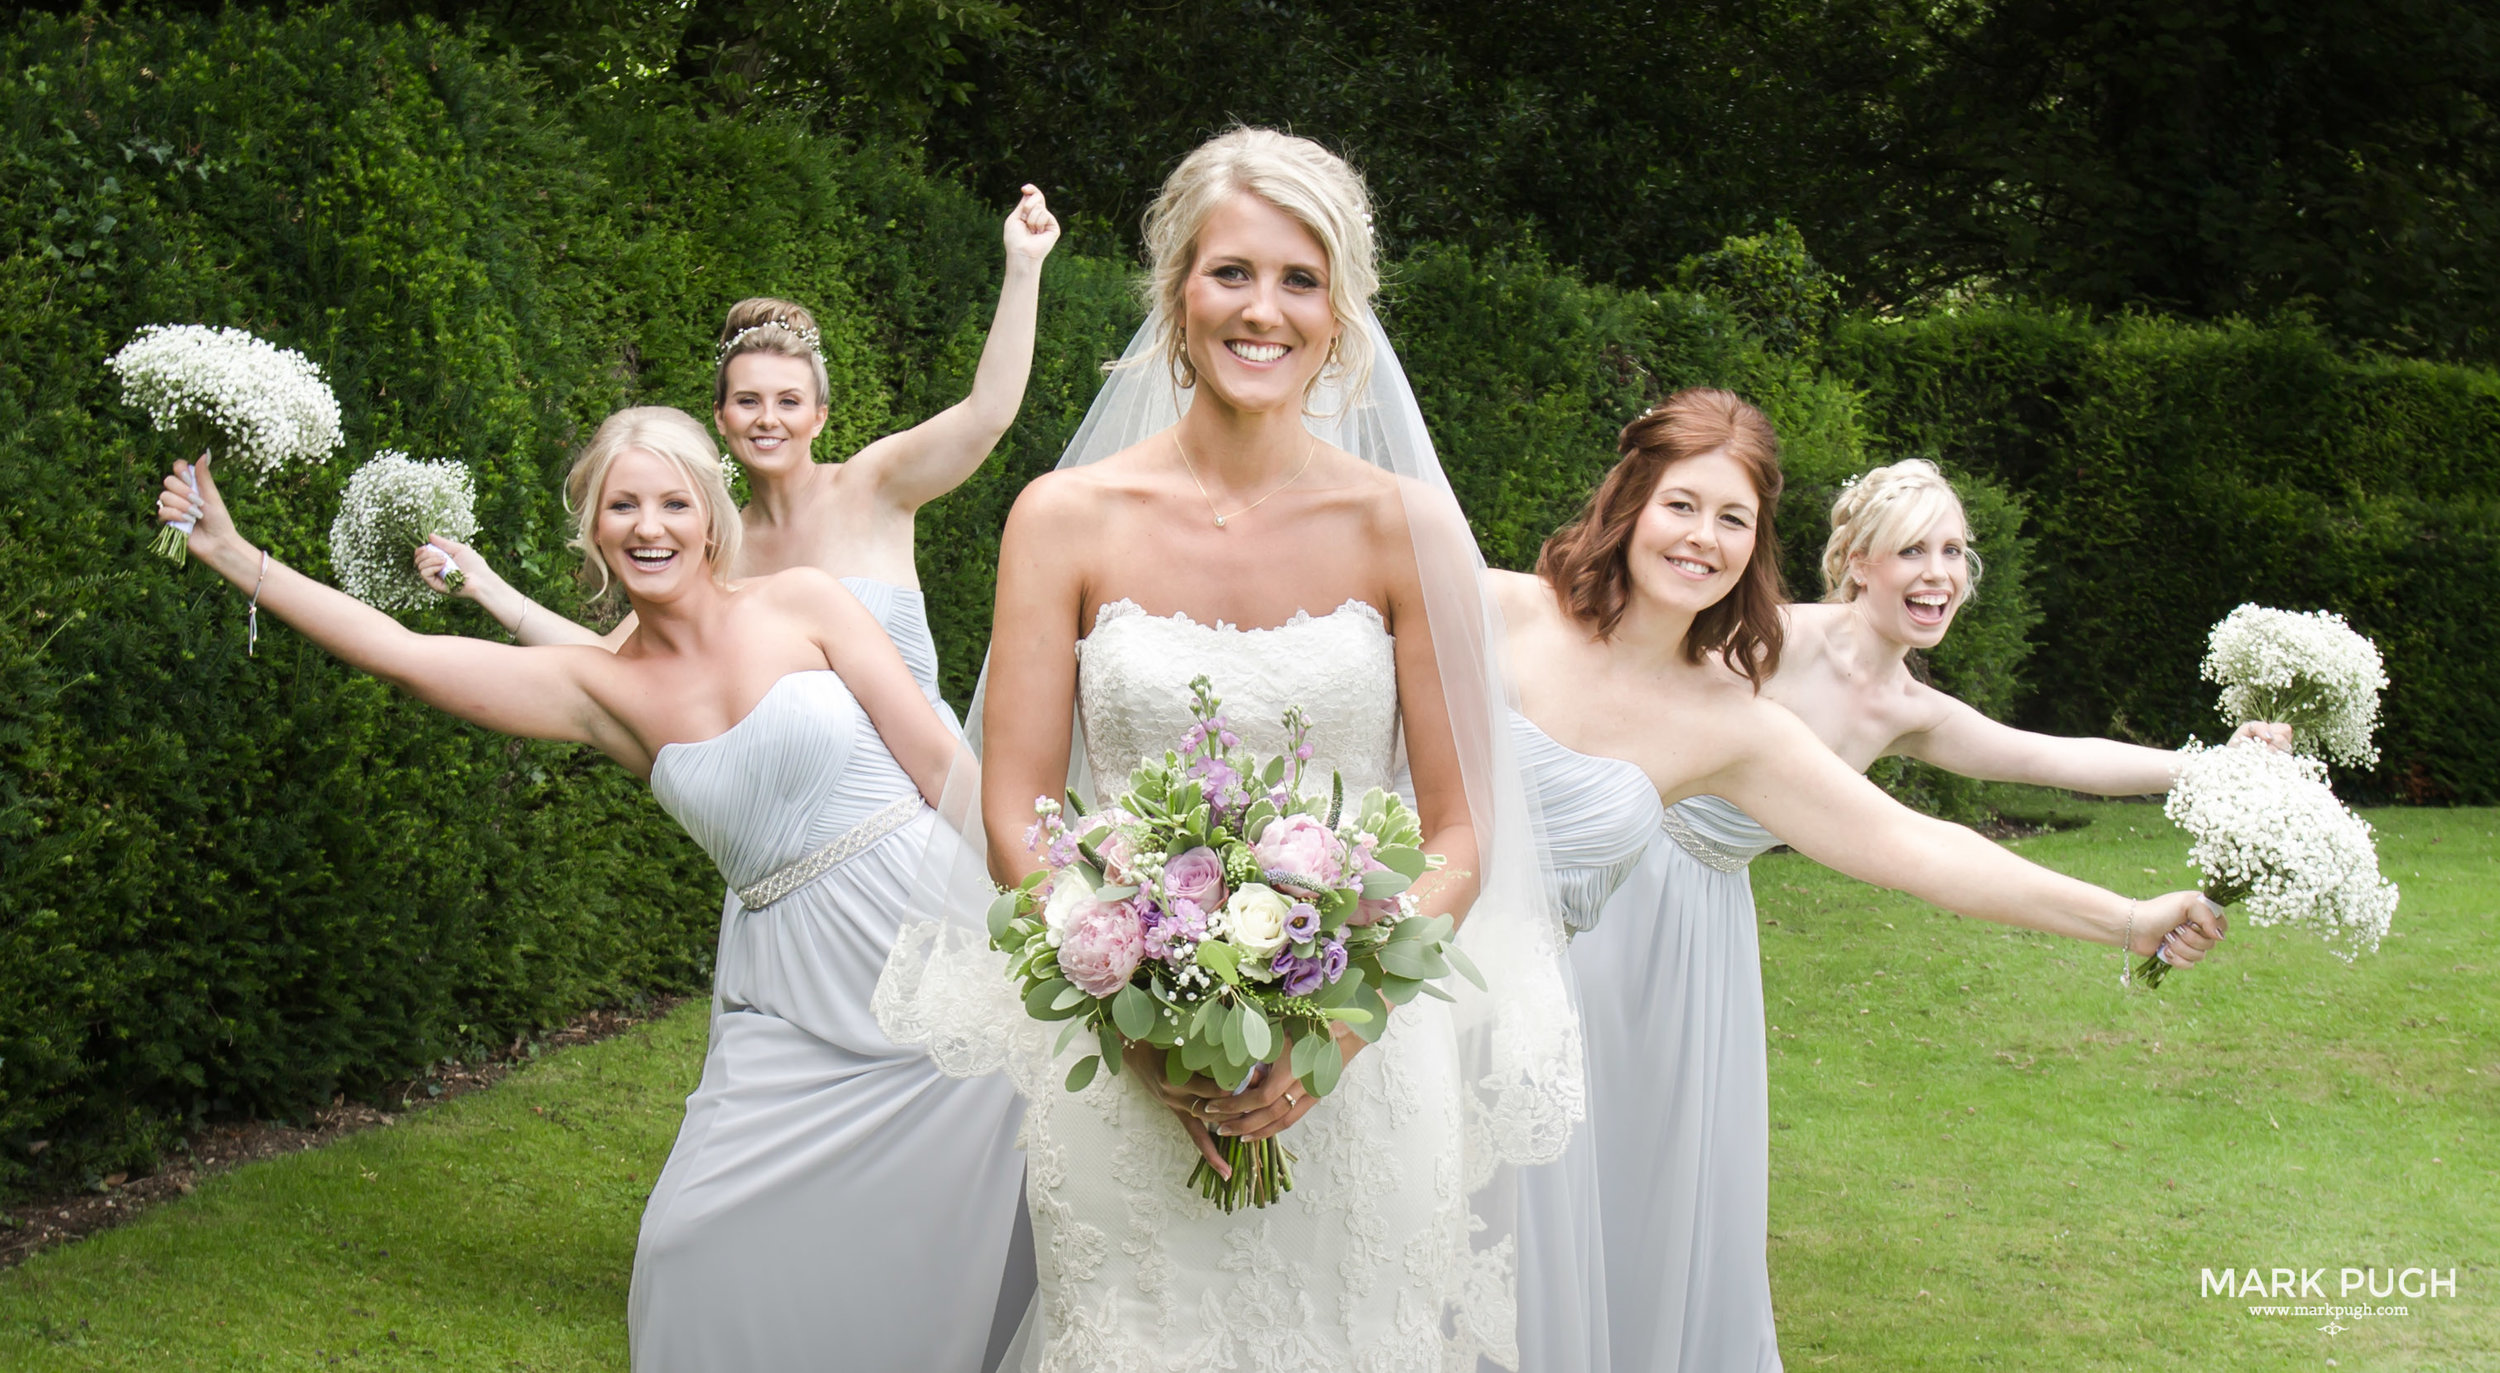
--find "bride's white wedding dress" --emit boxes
[1005,598,1501,1372]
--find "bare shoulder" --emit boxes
[1483,567,1555,625]
[744,564,862,619]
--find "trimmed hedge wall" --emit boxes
[1829,311,2500,803]
[0,5,1126,1191]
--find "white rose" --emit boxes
[1042,873,1094,945]
[1223,883,1291,959]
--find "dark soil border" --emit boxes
[0,996,692,1271]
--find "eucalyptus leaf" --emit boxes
[1111,982,1157,1040]
[1065,1055,1100,1092]
[1240,1004,1273,1060]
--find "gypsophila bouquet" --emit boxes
[2202,604,2387,767]
[2141,738,2399,986]
[108,325,344,562]
[328,451,479,611]
[989,675,1476,1211]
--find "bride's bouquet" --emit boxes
[329,450,478,610]
[2139,738,2399,987]
[2202,604,2386,767]
[989,675,1478,1211]
[108,324,344,562]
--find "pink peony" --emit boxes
[1253,814,1345,887]
[1162,845,1228,910]
[1057,897,1145,999]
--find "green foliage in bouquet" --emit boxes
[986,678,1478,1210]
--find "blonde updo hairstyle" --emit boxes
[1137,127,1379,407]
[563,407,743,605]
[713,297,830,410]
[1821,458,1983,603]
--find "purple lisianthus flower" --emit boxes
[1284,901,1322,944]
[1270,947,1327,997]
[1320,936,1348,984]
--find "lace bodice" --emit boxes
[1510,712,1663,932]
[1074,598,1400,800]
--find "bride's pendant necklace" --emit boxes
[1173,429,1316,529]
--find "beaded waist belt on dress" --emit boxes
[1659,807,1755,874]
[735,794,926,910]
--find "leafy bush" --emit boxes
[1831,309,2500,802]
[0,5,1083,1193]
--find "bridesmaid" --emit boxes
[1775,456,2290,775]
[1571,454,2289,1373]
[1496,391,2230,1371]
[155,409,1026,1371]
[419,184,1064,720]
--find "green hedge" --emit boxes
[1829,310,2500,803]
[0,4,1132,1193]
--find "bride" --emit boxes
[877,128,1584,1370]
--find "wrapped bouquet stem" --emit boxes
[989,676,1480,1211]
[109,325,344,562]
[2142,739,2398,988]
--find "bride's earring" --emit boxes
[1172,330,1199,390]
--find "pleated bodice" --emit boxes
[840,576,946,709]
[1511,711,1663,932]
[650,672,920,893]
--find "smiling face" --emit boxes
[1847,510,1971,649]
[591,446,716,603]
[1179,191,1340,416]
[1624,450,1762,619]
[714,352,826,476]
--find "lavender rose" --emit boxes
[1254,814,1345,886]
[1163,845,1228,911]
[1058,897,1146,998]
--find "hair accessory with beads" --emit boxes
[714,319,823,366]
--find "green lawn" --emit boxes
[1,799,2491,1370]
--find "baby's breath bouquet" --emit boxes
[108,325,344,562]
[329,451,479,611]
[2202,604,2387,767]
[989,676,1475,1211]
[2141,738,2399,987]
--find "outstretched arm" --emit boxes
[162,459,620,753]
[1901,694,2291,795]
[851,186,1061,512]
[1713,698,2225,958]
[414,536,634,650]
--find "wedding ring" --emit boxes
[1285,1093,1299,1108]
